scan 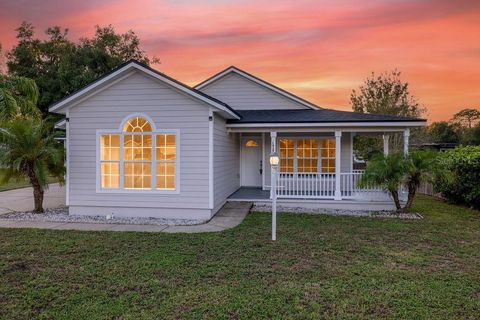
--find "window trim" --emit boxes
[96,117,180,194]
[278,137,336,174]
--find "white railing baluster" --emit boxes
[275,171,388,201]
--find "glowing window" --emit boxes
[320,139,336,173]
[99,116,178,192]
[297,139,318,173]
[279,139,294,173]
[123,117,152,132]
[156,134,176,190]
[245,139,259,147]
[278,138,335,173]
[100,134,120,189]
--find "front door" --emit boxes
[241,138,262,187]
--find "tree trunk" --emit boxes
[28,169,44,213]
[390,189,402,211]
[403,184,417,212]
[32,185,44,213]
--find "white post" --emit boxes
[270,132,277,199]
[334,131,342,200]
[270,131,277,241]
[383,134,390,156]
[403,129,410,156]
[271,164,277,241]
[65,111,70,206]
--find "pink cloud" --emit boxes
[1,0,479,121]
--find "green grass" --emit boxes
[1,196,479,319]
[0,169,58,192]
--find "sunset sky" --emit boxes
[1,0,479,121]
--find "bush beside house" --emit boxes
[435,146,480,209]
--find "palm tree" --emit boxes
[403,150,438,211]
[0,75,40,121]
[359,153,406,211]
[0,117,64,212]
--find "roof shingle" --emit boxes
[228,109,426,124]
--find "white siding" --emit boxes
[200,73,309,110]
[213,114,240,211]
[68,70,212,219]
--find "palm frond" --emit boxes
[0,75,40,121]
[0,87,18,122]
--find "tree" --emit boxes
[6,22,158,115]
[359,153,406,210]
[351,70,425,160]
[0,117,65,212]
[351,70,424,117]
[360,151,438,212]
[452,108,480,129]
[426,121,460,143]
[0,75,40,121]
[403,151,438,211]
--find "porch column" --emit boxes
[383,134,390,156]
[403,129,410,156]
[270,131,277,200]
[334,131,342,200]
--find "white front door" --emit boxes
[241,138,262,187]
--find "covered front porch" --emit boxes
[228,124,413,208]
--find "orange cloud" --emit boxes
[1,0,479,121]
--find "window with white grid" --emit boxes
[98,116,178,192]
[277,138,336,173]
[100,134,120,189]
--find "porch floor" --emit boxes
[227,187,396,211]
[228,187,270,201]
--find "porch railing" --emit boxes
[275,171,390,201]
[276,173,337,199]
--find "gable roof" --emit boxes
[48,60,241,119]
[195,66,320,110]
[227,109,426,126]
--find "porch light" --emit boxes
[269,152,280,167]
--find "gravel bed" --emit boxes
[0,207,206,226]
[252,204,422,220]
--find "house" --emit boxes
[50,60,426,222]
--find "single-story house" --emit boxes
[50,60,426,222]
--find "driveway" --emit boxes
[0,184,65,214]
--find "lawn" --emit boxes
[0,169,58,192]
[1,196,479,319]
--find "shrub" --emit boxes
[435,146,480,209]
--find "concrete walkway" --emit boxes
[0,183,65,214]
[0,201,252,233]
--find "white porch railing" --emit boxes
[340,172,389,201]
[276,173,337,199]
[275,171,391,201]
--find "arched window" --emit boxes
[123,117,153,190]
[99,115,178,192]
[123,116,152,132]
[245,139,259,147]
